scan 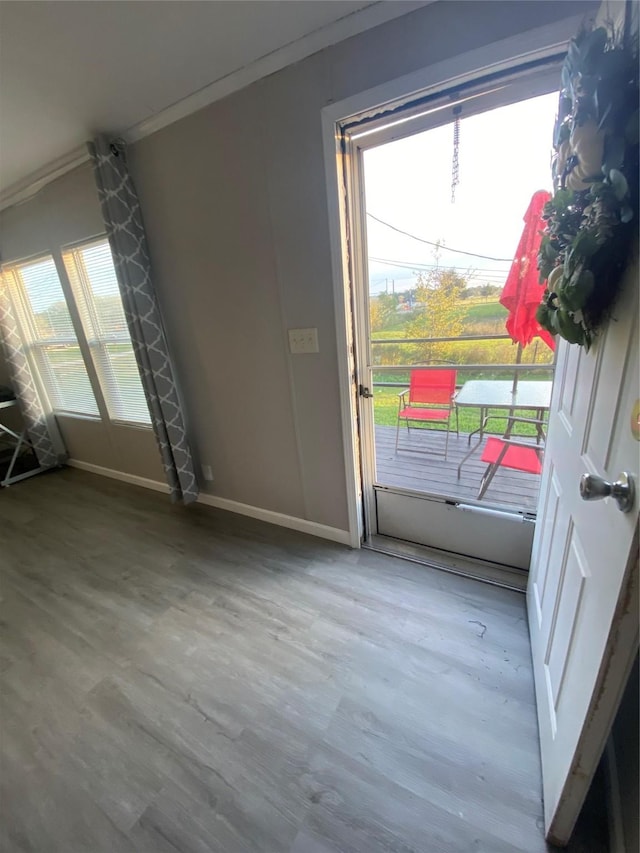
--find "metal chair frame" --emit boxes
[395,369,459,460]
[476,415,546,500]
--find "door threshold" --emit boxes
[365,534,528,592]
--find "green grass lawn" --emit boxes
[372,380,548,437]
[462,301,508,324]
[370,294,553,438]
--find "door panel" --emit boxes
[545,526,587,715]
[532,466,562,624]
[528,260,639,844]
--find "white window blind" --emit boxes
[63,240,151,425]
[3,256,99,416]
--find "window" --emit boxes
[2,240,151,426]
[63,239,151,425]
[2,256,99,416]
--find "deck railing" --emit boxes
[370,331,555,388]
[371,333,517,345]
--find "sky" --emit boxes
[363,91,558,295]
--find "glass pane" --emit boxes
[13,257,98,416]
[35,344,99,415]
[19,257,80,341]
[104,342,150,424]
[64,240,151,425]
[363,92,558,514]
[78,241,129,338]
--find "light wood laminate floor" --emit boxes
[0,468,554,852]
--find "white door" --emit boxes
[527,258,639,845]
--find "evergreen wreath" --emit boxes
[536,21,639,349]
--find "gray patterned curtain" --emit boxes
[88,136,198,504]
[0,286,65,468]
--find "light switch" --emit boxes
[288,328,319,354]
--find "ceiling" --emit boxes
[0,0,426,198]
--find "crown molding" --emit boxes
[0,146,90,212]
[0,1,428,213]
[126,0,428,144]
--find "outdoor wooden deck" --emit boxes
[374,424,541,512]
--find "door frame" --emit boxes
[322,11,593,549]
[343,66,561,567]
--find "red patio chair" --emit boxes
[395,368,458,459]
[477,426,545,500]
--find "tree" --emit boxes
[405,267,467,364]
[477,283,502,300]
[369,292,401,332]
[34,300,70,338]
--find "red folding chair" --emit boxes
[477,430,545,500]
[395,369,458,459]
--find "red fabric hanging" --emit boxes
[500,190,555,350]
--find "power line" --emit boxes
[369,259,506,284]
[366,212,513,262]
[369,255,507,274]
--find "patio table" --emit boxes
[454,379,553,477]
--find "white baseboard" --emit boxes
[196,491,352,546]
[66,459,352,547]
[67,459,171,494]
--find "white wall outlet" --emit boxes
[288,327,319,354]
[202,464,214,481]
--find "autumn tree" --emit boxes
[369,292,401,332]
[405,268,467,364]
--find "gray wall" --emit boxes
[0,1,594,529]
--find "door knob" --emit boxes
[579,472,635,513]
